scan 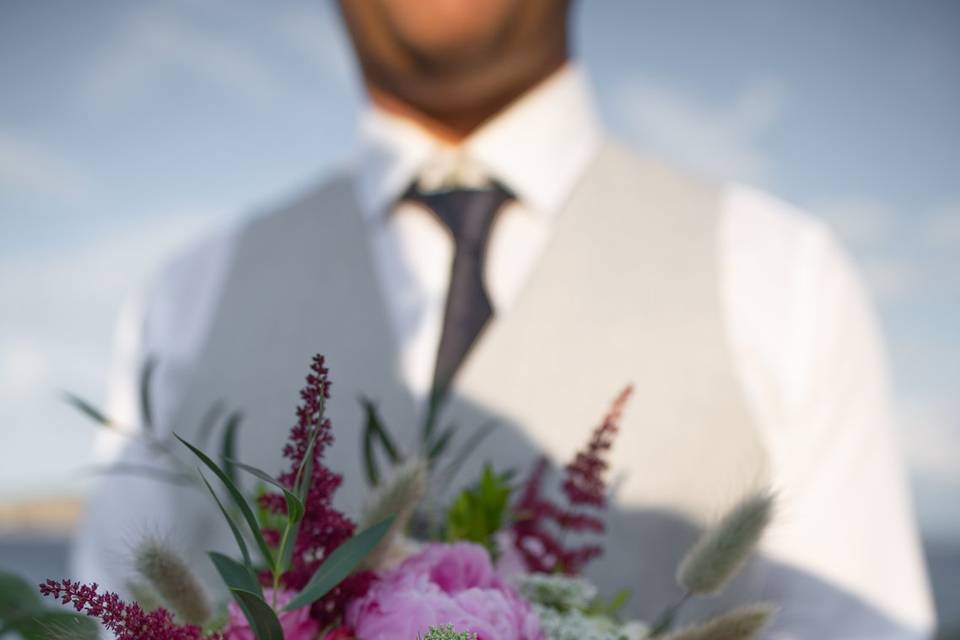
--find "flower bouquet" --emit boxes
[14,355,776,640]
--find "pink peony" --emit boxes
[224,590,319,640]
[322,626,354,640]
[346,543,543,640]
[493,531,529,582]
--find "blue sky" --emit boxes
[1,0,958,538]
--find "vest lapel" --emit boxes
[437,142,768,616]
[446,142,767,516]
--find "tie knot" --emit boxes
[403,183,513,247]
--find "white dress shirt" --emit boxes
[88,65,934,637]
[357,66,603,405]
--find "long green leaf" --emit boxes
[89,463,197,487]
[437,421,498,486]
[363,413,380,487]
[208,552,262,598]
[195,401,225,449]
[284,517,394,612]
[360,397,400,463]
[61,392,111,427]
[230,460,304,524]
[177,434,273,570]
[219,413,242,492]
[361,396,407,488]
[295,436,315,501]
[139,357,157,432]
[279,519,302,574]
[198,472,252,568]
[292,408,328,503]
[229,589,284,640]
[427,424,456,462]
[420,385,446,448]
[0,569,43,620]
[1,570,97,638]
[4,611,98,640]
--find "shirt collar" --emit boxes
[355,63,604,220]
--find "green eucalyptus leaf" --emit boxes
[606,589,631,616]
[278,518,302,575]
[437,422,498,486]
[585,588,632,617]
[360,397,400,463]
[427,424,455,462]
[421,385,446,448]
[4,611,98,640]
[177,433,274,570]
[89,463,197,487]
[363,413,381,487]
[296,439,315,502]
[209,552,262,598]
[292,413,328,502]
[229,589,284,640]
[61,392,111,427]
[283,517,394,612]
[198,471,252,568]
[139,357,157,432]
[219,413,242,491]
[0,569,43,620]
[230,460,304,524]
[195,401,225,449]
[444,422,497,478]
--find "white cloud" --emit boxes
[923,201,960,249]
[814,198,899,249]
[862,260,926,303]
[0,131,93,202]
[610,77,784,182]
[276,5,355,83]
[812,197,960,304]
[812,199,915,302]
[898,400,960,485]
[80,8,282,107]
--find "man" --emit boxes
[75,0,934,637]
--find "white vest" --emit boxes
[165,142,769,620]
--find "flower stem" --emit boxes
[649,590,692,636]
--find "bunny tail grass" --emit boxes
[677,490,774,595]
[125,579,164,612]
[662,603,775,640]
[133,538,211,625]
[359,457,428,570]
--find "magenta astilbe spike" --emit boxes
[563,385,632,508]
[511,386,632,575]
[257,355,374,627]
[38,579,215,640]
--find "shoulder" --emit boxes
[142,166,360,350]
[593,141,846,272]
[718,182,861,311]
[241,166,359,239]
[154,165,357,293]
[718,182,882,429]
[719,182,836,280]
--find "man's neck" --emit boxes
[365,59,570,144]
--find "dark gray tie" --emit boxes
[404,182,513,397]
